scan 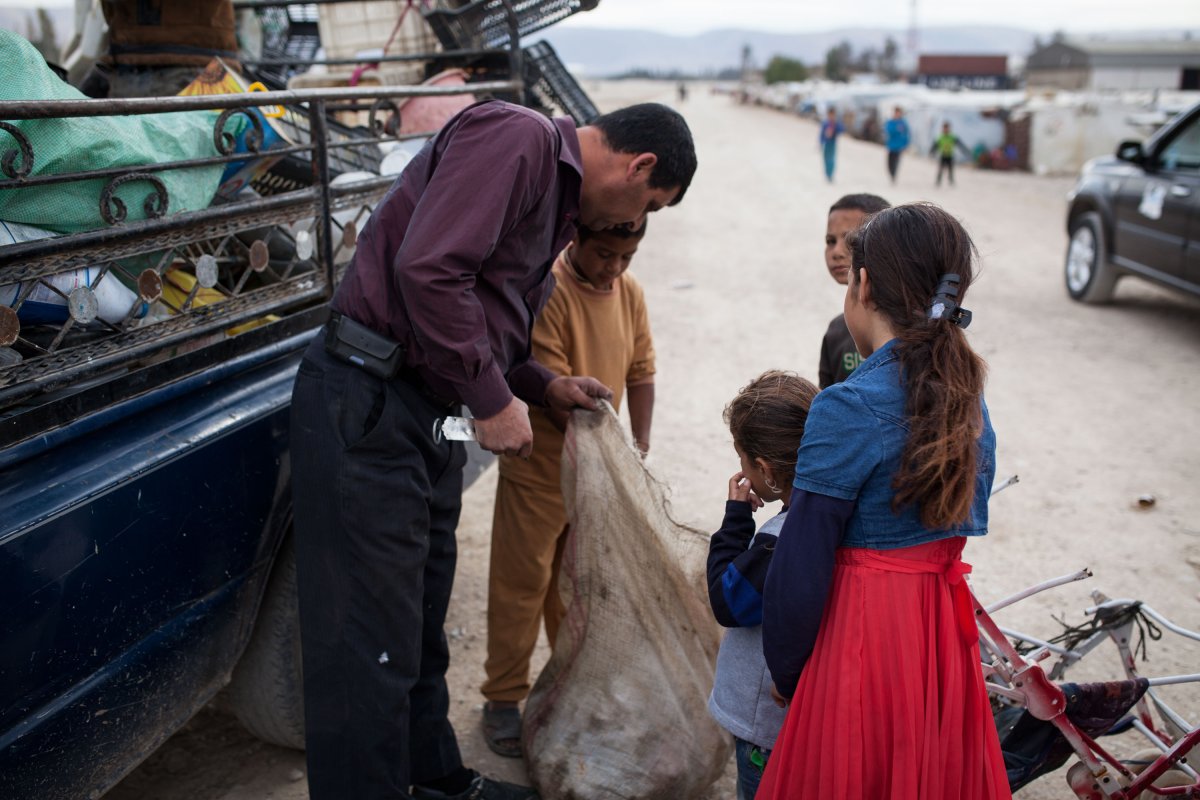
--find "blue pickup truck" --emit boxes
[0,4,602,789]
[0,82,505,798]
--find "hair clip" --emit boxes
[928,273,972,328]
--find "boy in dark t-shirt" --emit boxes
[819,194,890,388]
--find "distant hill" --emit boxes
[2,6,1190,82]
[537,25,1194,77]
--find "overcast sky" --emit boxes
[558,0,1200,36]
[3,0,1197,38]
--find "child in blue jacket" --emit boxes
[819,107,845,182]
[884,106,910,183]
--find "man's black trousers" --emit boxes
[290,339,467,799]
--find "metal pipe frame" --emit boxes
[985,568,1093,614]
[1085,600,1200,643]
[1122,725,1200,796]
[242,49,504,67]
[0,66,518,414]
[975,576,1199,797]
[233,0,408,6]
[1146,674,1200,689]
[978,594,1117,785]
[0,144,314,192]
[309,101,336,295]
[0,80,521,120]
[496,0,525,105]
[0,190,320,283]
[1148,688,1197,741]
[1130,720,1200,781]
[0,276,326,406]
[998,625,1083,659]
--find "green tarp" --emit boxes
[0,30,246,234]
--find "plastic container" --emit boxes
[316,1,441,61]
[379,135,429,174]
[177,58,294,202]
[329,171,379,233]
[380,147,413,175]
[423,0,595,50]
[287,64,424,128]
[0,220,146,325]
[394,69,474,134]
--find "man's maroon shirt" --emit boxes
[333,100,583,418]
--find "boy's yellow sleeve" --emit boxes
[531,284,573,378]
[626,277,656,386]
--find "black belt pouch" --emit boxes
[324,313,405,380]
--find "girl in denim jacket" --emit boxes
[757,203,1010,800]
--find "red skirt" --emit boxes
[756,537,1011,800]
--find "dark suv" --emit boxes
[1065,102,1200,303]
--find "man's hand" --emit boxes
[545,376,612,415]
[769,682,789,708]
[474,396,533,458]
[728,471,764,511]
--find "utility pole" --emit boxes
[907,0,919,72]
[737,44,754,103]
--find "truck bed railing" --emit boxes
[0,80,517,435]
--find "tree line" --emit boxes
[763,36,903,84]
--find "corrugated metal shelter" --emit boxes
[1026,39,1200,91]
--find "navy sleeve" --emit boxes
[707,501,776,628]
[762,489,854,699]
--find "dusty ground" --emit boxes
[108,80,1200,800]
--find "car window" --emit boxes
[1159,115,1200,172]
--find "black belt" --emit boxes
[323,311,457,410]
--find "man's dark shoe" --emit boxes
[411,769,539,800]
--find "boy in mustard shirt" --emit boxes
[481,220,656,757]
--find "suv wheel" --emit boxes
[225,534,305,750]
[1065,211,1119,303]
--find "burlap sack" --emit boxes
[522,404,732,799]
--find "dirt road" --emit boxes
[108,80,1200,800]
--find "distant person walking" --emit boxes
[931,121,972,187]
[819,107,845,183]
[884,106,910,184]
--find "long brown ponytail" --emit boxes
[846,203,987,529]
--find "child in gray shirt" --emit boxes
[707,371,818,799]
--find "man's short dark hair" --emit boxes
[830,193,891,215]
[576,217,648,245]
[591,103,697,205]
